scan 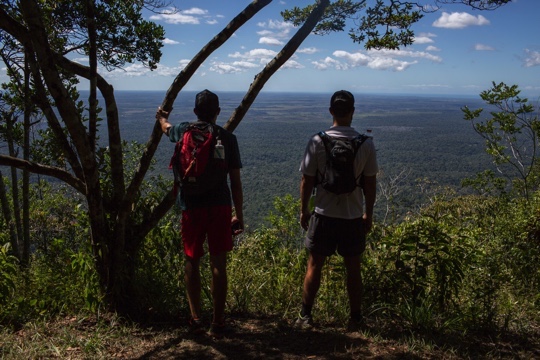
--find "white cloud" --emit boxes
[178,59,191,70]
[318,48,440,72]
[405,84,451,89]
[413,36,434,45]
[229,48,277,63]
[209,60,261,74]
[258,19,295,31]
[155,64,181,77]
[425,46,440,52]
[150,7,217,25]
[312,57,344,71]
[182,8,208,16]
[108,61,191,78]
[433,12,490,29]
[256,19,296,42]
[259,37,284,46]
[474,43,495,51]
[72,57,89,64]
[209,63,242,74]
[333,51,370,67]
[413,32,436,45]
[150,12,199,25]
[368,49,442,63]
[281,59,304,69]
[208,48,289,74]
[368,57,416,71]
[163,38,180,45]
[257,30,273,36]
[298,47,319,54]
[112,63,149,77]
[523,49,540,67]
[231,61,260,69]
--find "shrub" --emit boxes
[0,243,18,310]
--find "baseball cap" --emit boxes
[195,89,219,119]
[330,90,355,115]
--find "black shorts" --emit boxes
[305,213,366,257]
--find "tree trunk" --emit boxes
[22,49,31,266]
[0,170,19,260]
[5,114,23,263]
[0,0,329,314]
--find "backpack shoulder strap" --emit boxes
[352,134,369,154]
[212,123,222,140]
[318,131,333,153]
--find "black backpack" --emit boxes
[317,131,368,195]
[169,122,228,196]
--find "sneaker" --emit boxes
[294,314,313,329]
[188,317,206,334]
[347,315,365,332]
[209,321,229,339]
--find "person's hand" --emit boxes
[300,211,311,231]
[231,217,244,236]
[156,107,170,121]
[362,213,373,234]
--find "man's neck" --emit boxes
[333,118,352,127]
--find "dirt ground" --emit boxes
[7,313,540,359]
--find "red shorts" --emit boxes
[181,205,233,258]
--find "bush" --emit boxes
[131,213,185,320]
[0,243,18,310]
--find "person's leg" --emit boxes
[209,251,228,324]
[343,254,362,317]
[301,252,327,313]
[185,255,202,320]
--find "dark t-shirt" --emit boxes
[168,121,242,209]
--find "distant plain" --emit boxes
[110,91,492,228]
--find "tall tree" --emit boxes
[0,0,511,312]
[463,82,540,199]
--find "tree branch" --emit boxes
[53,53,126,207]
[126,0,273,227]
[225,0,330,132]
[0,155,86,193]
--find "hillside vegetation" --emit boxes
[115,91,493,227]
[1,86,539,358]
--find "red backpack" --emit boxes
[169,122,227,196]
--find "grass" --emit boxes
[1,312,539,359]
[2,194,540,358]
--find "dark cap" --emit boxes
[330,90,354,116]
[195,89,219,120]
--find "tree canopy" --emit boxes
[0,0,512,312]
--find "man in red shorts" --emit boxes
[156,90,243,338]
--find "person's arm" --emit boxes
[156,108,172,135]
[229,168,244,235]
[362,175,376,233]
[300,174,315,231]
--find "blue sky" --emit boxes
[4,0,540,97]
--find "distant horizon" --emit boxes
[2,1,539,98]
[79,89,489,100]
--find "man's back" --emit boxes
[168,121,242,209]
[300,126,377,219]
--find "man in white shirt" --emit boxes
[297,90,378,328]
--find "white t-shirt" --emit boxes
[300,126,378,219]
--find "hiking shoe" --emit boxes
[188,317,206,334]
[347,315,365,332]
[209,321,229,339]
[294,314,313,329]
